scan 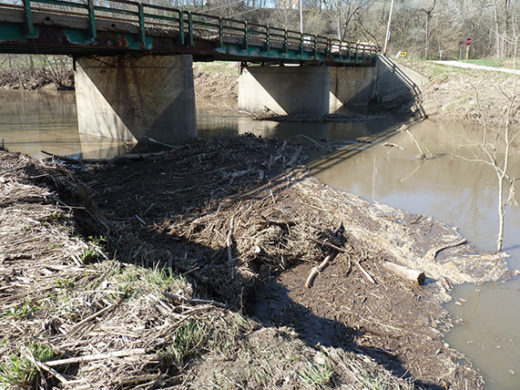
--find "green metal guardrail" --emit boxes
[1,0,378,63]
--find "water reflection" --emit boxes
[311,120,520,390]
[0,90,129,159]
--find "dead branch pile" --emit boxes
[0,148,419,389]
[78,136,363,309]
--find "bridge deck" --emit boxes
[0,0,377,65]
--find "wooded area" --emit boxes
[154,0,520,59]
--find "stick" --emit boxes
[305,255,332,288]
[287,146,303,166]
[289,134,328,150]
[23,348,69,384]
[405,129,425,156]
[310,238,346,253]
[382,261,426,285]
[432,238,467,260]
[67,303,118,336]
[163,291,227,308]
[225,214,236,263]
[45,349,146,367]
[356,261,376,284]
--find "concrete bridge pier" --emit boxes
[329,66,377,112]
[238,65,330,116]
[74,54,196,144]
[329,55,426,112]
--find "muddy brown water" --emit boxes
[1,90,519,389]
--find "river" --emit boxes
[1,89,519,389]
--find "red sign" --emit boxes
[466,37,472,46]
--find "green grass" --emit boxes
[466,57,520,69]
[3,297,40,320]
[466,58,505,67]
[0,344,58,388]
[193,61,239,77]
[298,361,334,387]
[158,320,208,371]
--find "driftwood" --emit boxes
[305,255,332,288]
[383,261,426,285]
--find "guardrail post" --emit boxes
[355,42,359,63]
[243,21,248,50]
[188,12,193,46]
[325,38,331,57]
[313,34,317,56]
[87,0,97,41]
[283,29,288,52]
[299,33,304,56]
[218,17,224,48]
[178,10,185,45]
[22,0,36,38]
[138,3,146,49]
[265,25,270,51]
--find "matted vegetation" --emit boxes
[0,134,511,388]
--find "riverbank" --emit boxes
[404,60,520,128]
[0,134,512,388]
[0,62,238,106]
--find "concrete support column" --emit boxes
[238,65,330,116]
[329,66,377,112]
[75,54,196,144]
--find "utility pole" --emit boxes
[299,0,303,34]
[383,0,395,55]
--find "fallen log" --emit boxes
[382,261,426,285]
[305,255,332,288]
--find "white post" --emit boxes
[383,0,395,55]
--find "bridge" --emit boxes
[0,1,414,144]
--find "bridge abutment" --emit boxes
[329,55,427,112]
[74,54,196,144]
[238,65,330,116]
[329,66,377,112]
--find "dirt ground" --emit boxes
[404,60,520,128]
[1,131,512,389]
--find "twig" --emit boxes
[405,129,425,156]
[305,255,332,288]
[225,214,236,263]
[23,349,69,384]
[287,146,303,166]
[310,237,346,253]
[432,238,467,260]
[67,302,118,336]
[45,349,146,367]
[356,261,376,284]
[289,134,328,150]
[163,291,227,308]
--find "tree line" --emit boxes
[171,0,520,59]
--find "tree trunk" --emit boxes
[425,12,429,59]
[497,172,505,252]
[494,1,501,58]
